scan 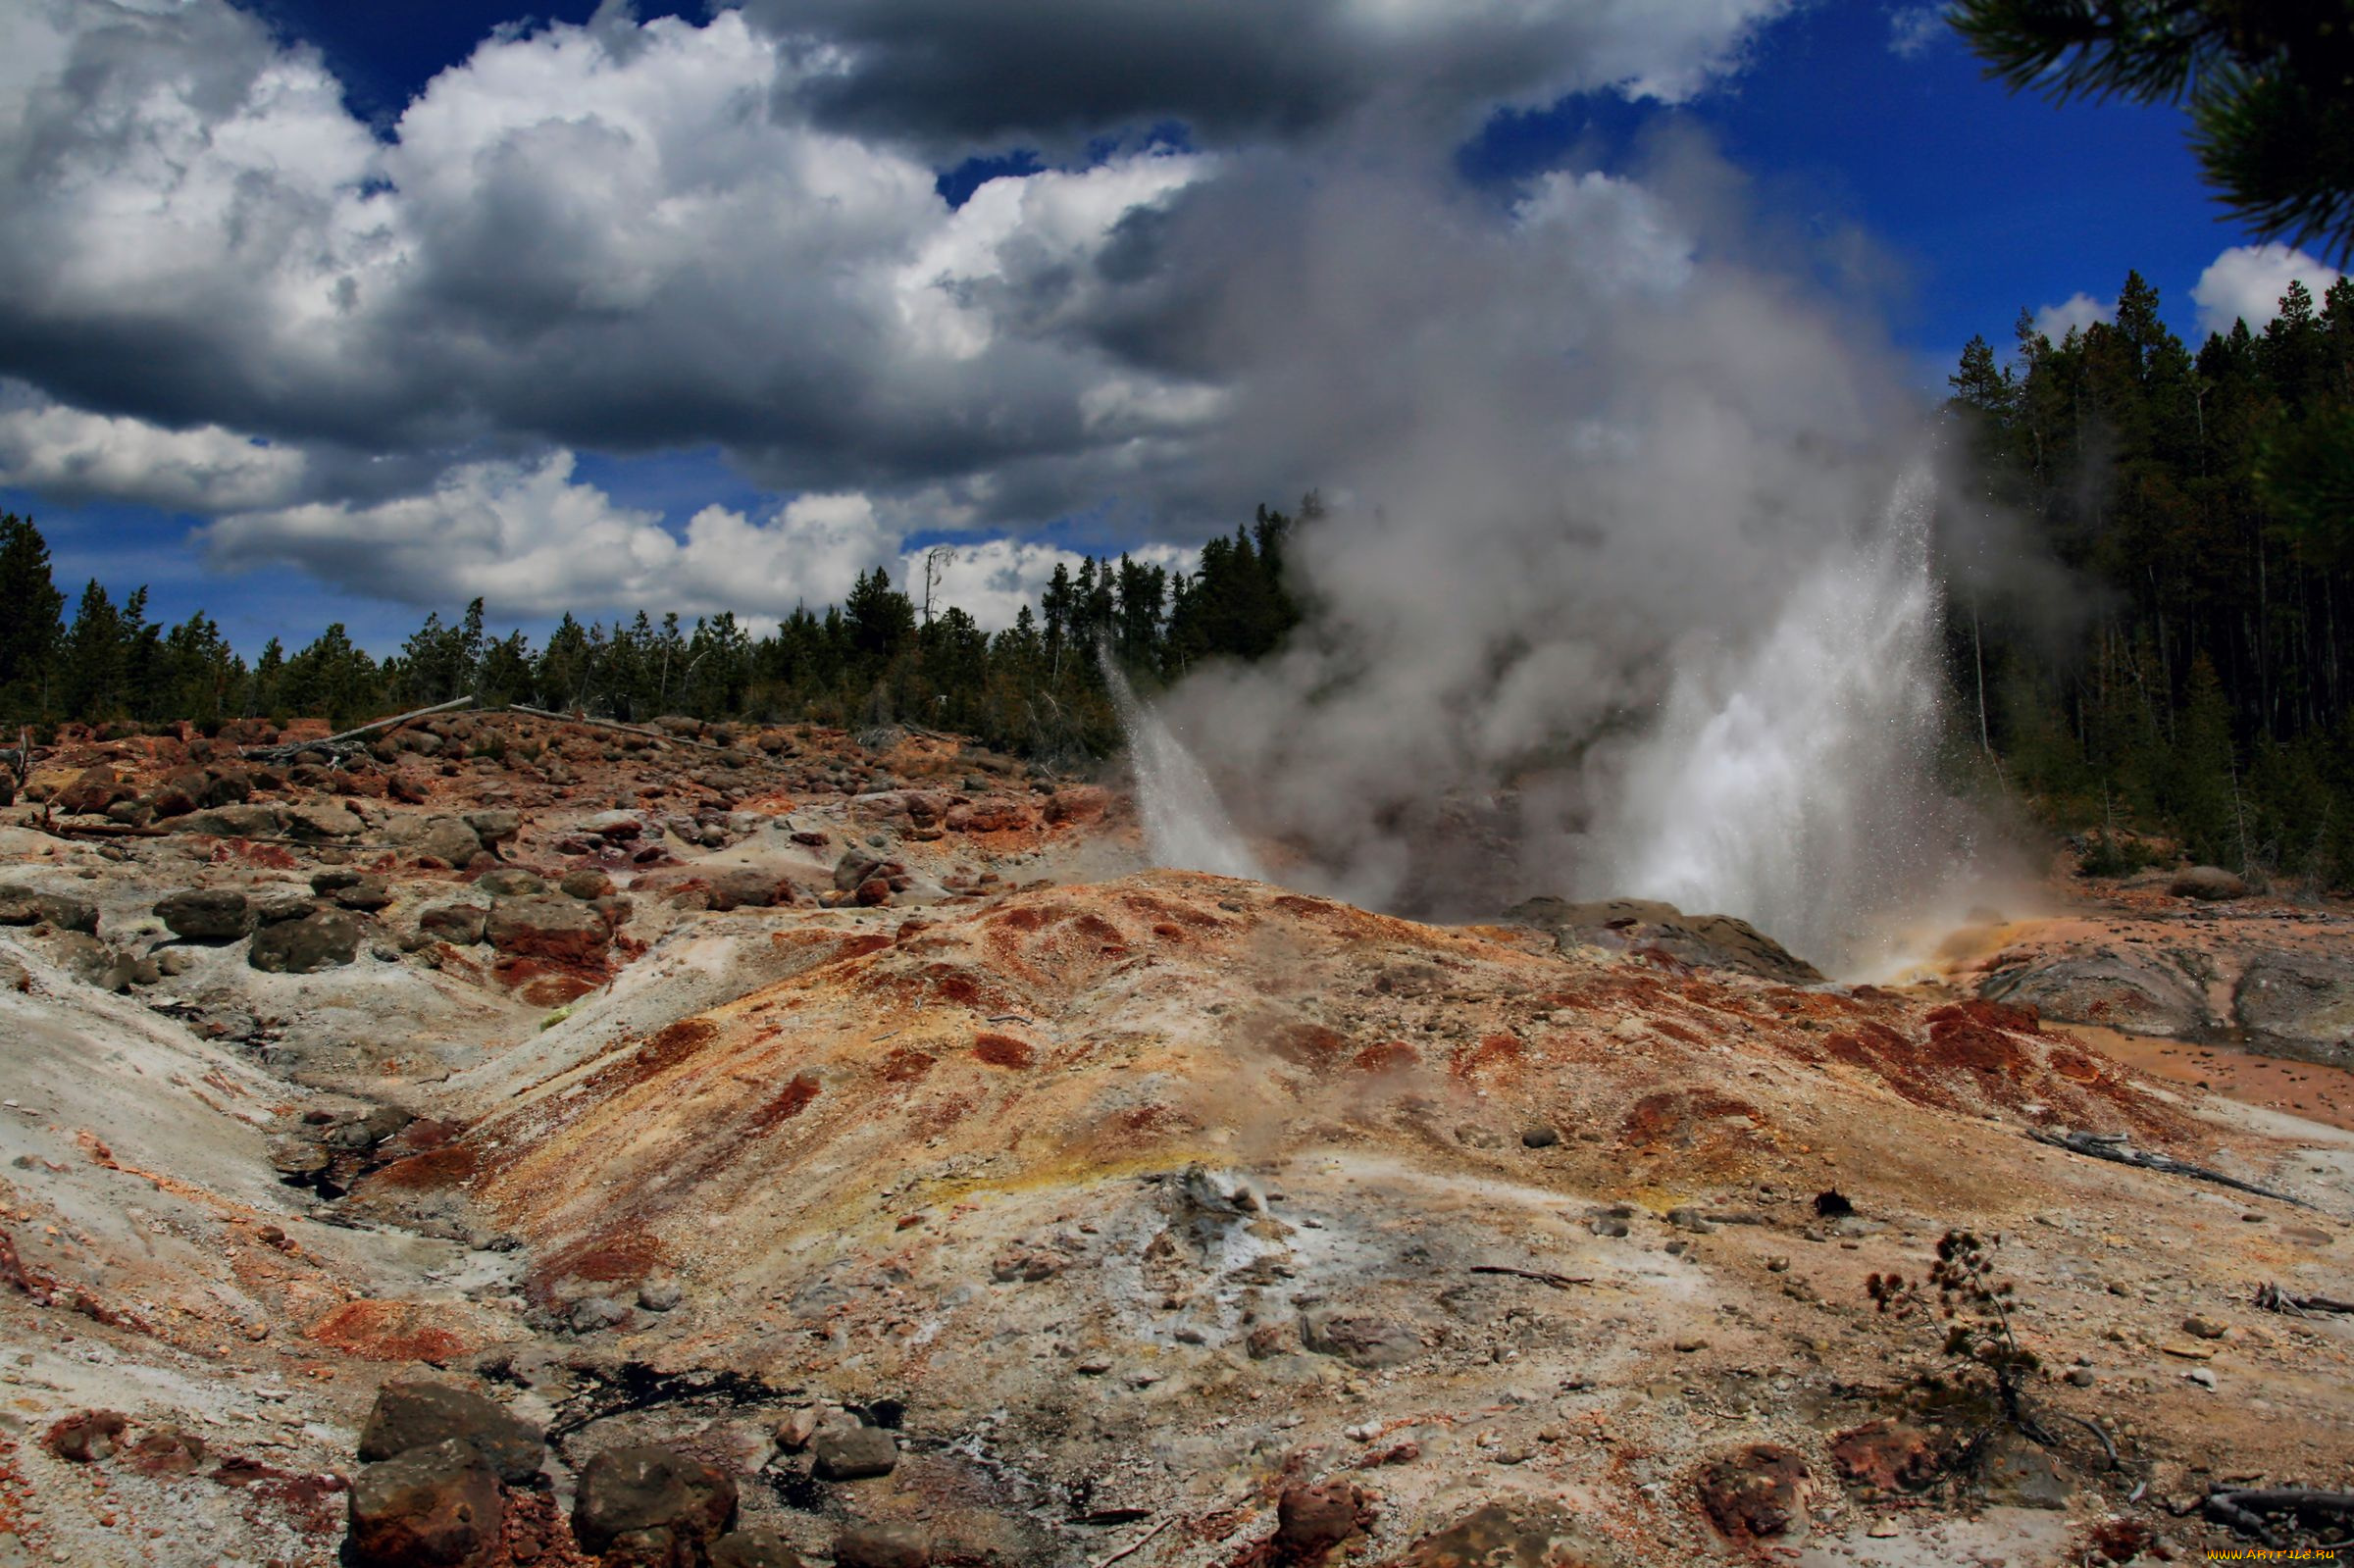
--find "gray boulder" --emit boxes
[416,902,489,946]
[156,888,252,941]
[811,1425,899,1481]
[572,1445,738,1560]
[358,1380,544,1485]
[410,816,483,866]
[2234,952,2354,1063]
[0,885,99,933]
[1506,895,1823,984]
[1979,951,2209,1036]
[463,808,521,846]
[249,909,361,973]
[175,803,282,838]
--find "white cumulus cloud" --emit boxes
[2191,244,2343,338]
[2030,291,2111,342]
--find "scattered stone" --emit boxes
[46,1409,128,1463]
[418,902,489,945]
[2182,1315,2229,1340]
[486,894,606,961]
[1829,1419,1946,1492]
[833,1522,927,1568]
[0,885,99,933]
[1697,1444,1812,1541]
[155,887,251,940]
[1973,1428,2071,1509]
[347,1438,503,1568]
[714,1526,808,1567]
[560,867,614,900]
[1301,1309,1422,1367]
[812,1425,899,1481]
[1273,1482,1375,1561]
[637,1279,684,1312]
[1520,1125,1561,1148]
[572,1445,739,1562]
[248,909,361,973]
[358,1380,545,1485]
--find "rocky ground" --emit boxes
[0,709,2350,1567]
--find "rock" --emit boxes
[1300,1309,1422,1367]
[2182,1315,2229,1340]
[569,1295,631,1334]
[474,867,546,897]
[177,802,282,838]
[1972,1428,2071,1509]
[1520,1125,1561,1148]
[282,802,363,841]
[267,1135,332,1179]
[1506,895,1823,984]
[714,1527,808,1568]
[586,810,644,840]
[833,1523,928,1568]
[854,877,893,907]
[464,808,522,845]
[486,894,606,961]
[155,887,251,941]
[413,816,485,866]
[1979,952,2208,1037]
[572,1444,739,1560]
[54,933,149,991]
[122,1425,208,1476]
[707,868,788,911]
[418,902,489,945]
[249,909,361,973]
[54,764,128,817]
[1275,1483,1374,1560]
[358,1380,545,1485]
[2170,865,2248,900]
[811,1425,899,1481]
[1247,1323,1293,1359]
[0,885,99,933]
[1391,1501,1631,1568]
[560,868,614,900]
[323,873,392,911]
[244,887,316,928]
[2232,952,2354,1060]
[1696,1444,1812,1541]
[637,1279,684,1312]
[1828,1419,1947,1492]
[47,1409,128,1462]
[347,1438,503,1568]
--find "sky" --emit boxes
[0,0,2342,657]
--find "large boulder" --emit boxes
[53,764,128,817]
[1978,951,2209,1037]
[1300,1309,1422,1367]
[410,815,484,867]
[811,1426,898,1481]
[417,902,489,946]
[176,803,282,838]
[715,1528,808,1568]
[156,888,252,941]
[346,1438,503,1568]
[707,868,789,912]
[572,1444,738,1562]
[464,809,522,847]
[473,868,545,898]
[1506,896,1824,984]
[283,802,364,841]
[2171,865,2248,900]
[1696,1443,1813,1542]
[0,885,99,933]
[248,909,361,973]
[2233,952,2354,1063]
[358,1380,544,1485]
[485,895,606,962]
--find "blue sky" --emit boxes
[0,0,2333,656]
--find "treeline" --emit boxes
[1945,269,2354,886]
[0,501,1309,761]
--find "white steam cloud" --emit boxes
[1144,140,1987,971]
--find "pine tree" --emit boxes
[0,514,65,718]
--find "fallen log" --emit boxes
[1469,1264,1594,1290]
[503,703,726,752]
[2255,1282,2354,1316]
[2203,1487,2354,1549]
[2028,1130,2314,1210]
[241,694,477,762]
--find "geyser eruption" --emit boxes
[1101,648,1267,880]
[1592,469,1961,965]
[1130,144,2011,972]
